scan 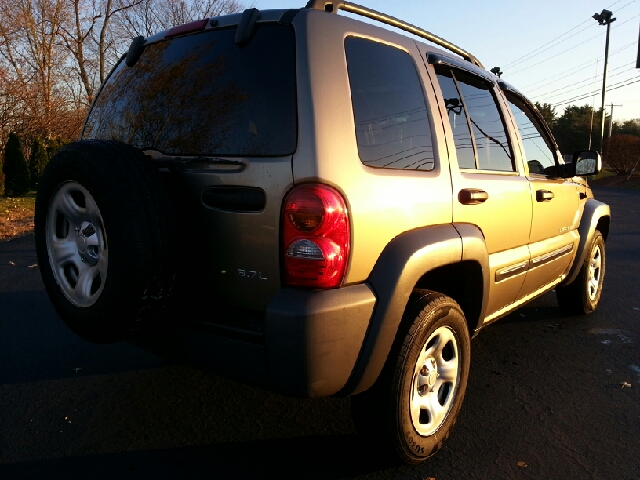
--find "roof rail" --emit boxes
[305,0,483,69]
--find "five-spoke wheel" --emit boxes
[410,325,461,436]
[556,230,606,315]
[35,140,178,343]
[586,242,603,302]
[46,181,107,307]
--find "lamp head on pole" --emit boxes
[593,9,616,25]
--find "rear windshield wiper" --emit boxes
[144,151,246,171]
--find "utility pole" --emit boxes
[608,103,622,138]
[593,9,616,152]
[636,20,640,68]
[588,60,599,150]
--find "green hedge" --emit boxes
[3,132,30,197]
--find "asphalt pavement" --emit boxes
[1,186,639,480]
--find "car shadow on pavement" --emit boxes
[0,289,167,384]
[1,434,407,480]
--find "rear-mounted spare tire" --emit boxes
[34,140,179,343]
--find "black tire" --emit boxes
[35,140,179,343]
[556,231,605,315]
[351,290,471,465]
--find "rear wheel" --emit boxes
[351,290,471,464]
[556,231,605,315]
[35,140,179,343]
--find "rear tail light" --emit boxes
[282,184,350,288]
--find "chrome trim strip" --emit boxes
[495,261,528,283]
[530,243,574,268]
[483,275,565,325]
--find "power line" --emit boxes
[514,42,636,92]
[518,61,600,91]
[552,77,640,107]
[532,63,636,101]
[508,32,601,77]
[502,0,635,70]
[552,76,638,106]
[523,58,635,96]
[508,14,639,77]
[503,20,592,69]
[529,62,633,98]
[508,15,639,92]
[607,77,640,91]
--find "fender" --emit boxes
[454,222,491,331]
[562,199,611,286]
[341,223,489,396]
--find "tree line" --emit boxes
[536,102,640,175]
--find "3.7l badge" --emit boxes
[237,269,268,280]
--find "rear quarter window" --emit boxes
[345,37,435,171]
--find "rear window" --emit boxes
[83,24,297,157]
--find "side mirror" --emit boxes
[573,150,601,177]
[558,150,601,178]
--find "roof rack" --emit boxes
[305,0,483,69]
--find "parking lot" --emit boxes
[1,186,639,480]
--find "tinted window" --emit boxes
[345,37,435,171]
[505,93,557,175]
[83,25,297,157]
[435,66,514,172]
[436,69,475,169]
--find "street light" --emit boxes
[593,8,616,152]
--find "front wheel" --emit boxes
[556,231,605,315]
[351,290,471,464]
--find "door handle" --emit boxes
[536,189,554,202]
[458,188,489,205]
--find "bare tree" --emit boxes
[96,0,148,84]
[0,0,74,139]
[159,0,243,28]
[59,0,146,104]
[59,0,100,103]
[115,0,242,39]
[0,0,244,147]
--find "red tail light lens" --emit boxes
[283,184,350,288]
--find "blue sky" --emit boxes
[255,0,640,122]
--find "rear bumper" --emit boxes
[264,284,375,397]
[132,283,376,398]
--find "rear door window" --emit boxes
[83,24,297,157]
[435,65,514,172]
[345,37,435,171]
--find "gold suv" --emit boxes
[35,0,611,465]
